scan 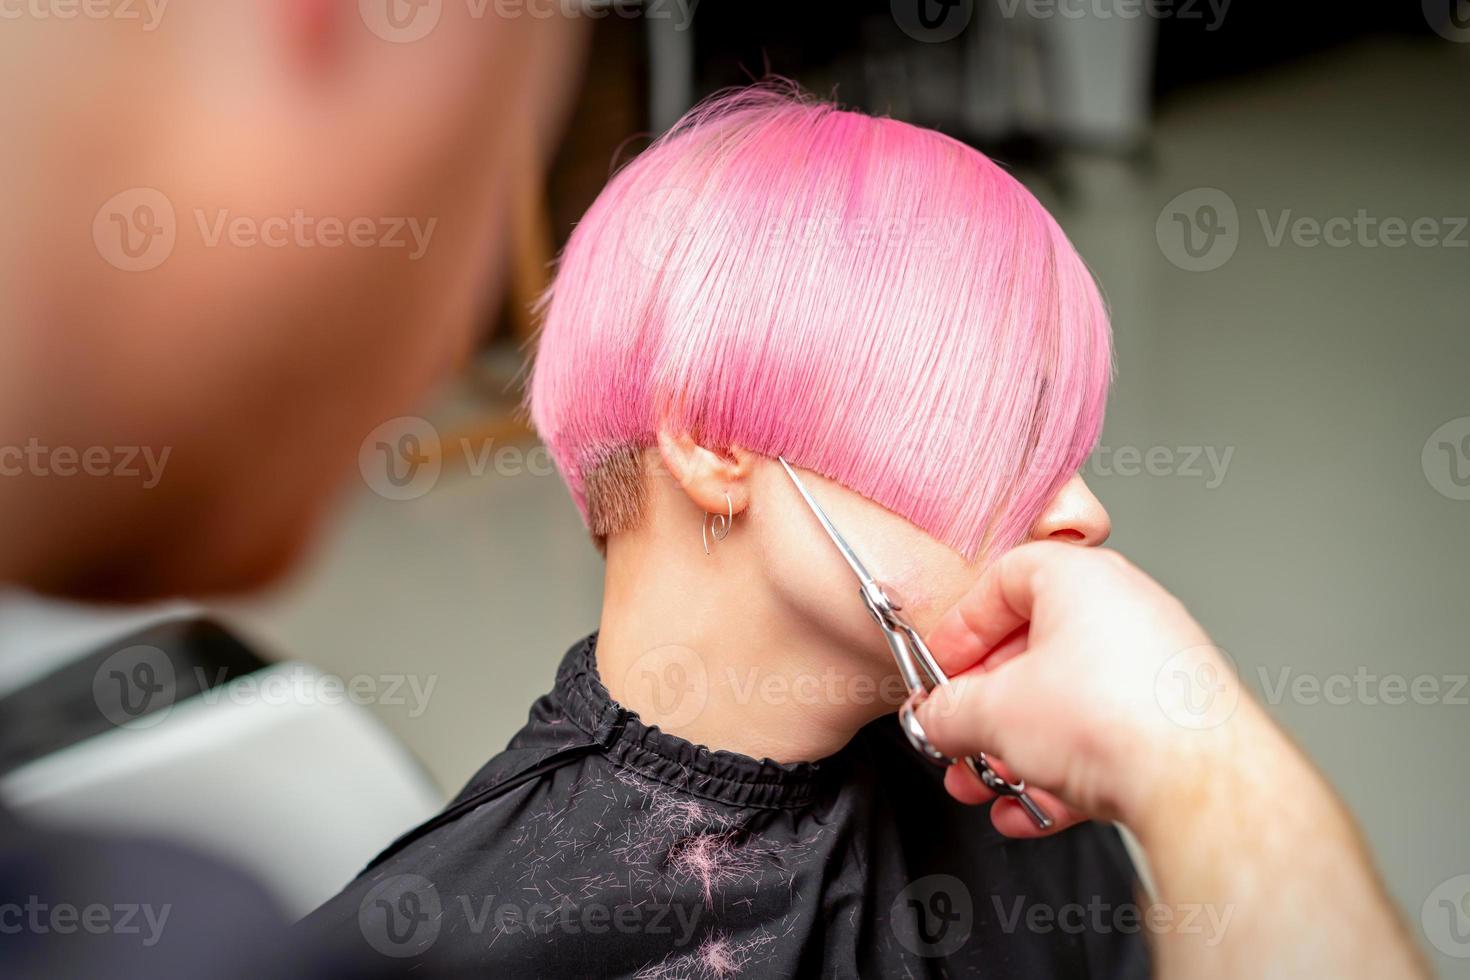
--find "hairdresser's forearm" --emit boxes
[1130,702,1428,980]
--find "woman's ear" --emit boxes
[655,428,755,516]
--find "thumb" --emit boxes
[915,667,1022,761]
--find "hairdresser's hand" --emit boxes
[919,542,1430,979]
[917,542,1254,838]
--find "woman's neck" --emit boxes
[595,528,901,765]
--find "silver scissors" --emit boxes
[778,457,1053,830]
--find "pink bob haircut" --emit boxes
[529,86,1111,561]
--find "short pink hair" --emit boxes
[529,87,1111,560]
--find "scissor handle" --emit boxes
[898,689,951,762]
[899,690,1054,830]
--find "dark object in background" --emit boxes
[1154,5,1447,94]
[688,1,1445,102]
[0,618,266,776]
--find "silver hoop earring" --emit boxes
[701,492,734,555]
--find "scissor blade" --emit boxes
[777,457,880,586]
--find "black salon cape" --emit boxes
[300,636,1150,979]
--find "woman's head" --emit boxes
[531,86,1111,570]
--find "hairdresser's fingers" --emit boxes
[926,634,1030,795]
[938,754,1024,801]
[975,625,1030,673]
[989,790,1086,838]
[942,762,995,805]
[925,541,1077,675]
[916,667,1026,763]
[942,764,1085,836]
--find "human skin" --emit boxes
[595,434,1111,764]
[0,1,586,600]
[594,439,1425,977]
[916,542,1430,979]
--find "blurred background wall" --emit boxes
[4,2,1467,970]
